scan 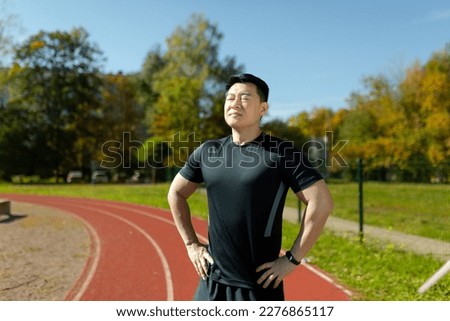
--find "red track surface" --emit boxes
[2,194,350,301]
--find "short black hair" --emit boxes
[226,73,269,102]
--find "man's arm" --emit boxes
[290,179,333,262]
[167,173,213,280]
[256,179,333,288]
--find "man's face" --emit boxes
[224,82,268,129]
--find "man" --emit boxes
[167,73,333,300]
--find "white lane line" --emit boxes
[71,203,174,301]
[67,216,101,301]
[7,198,102,301]
[301,262,353,297]
[99,202,209,244]
[68,198,352,298]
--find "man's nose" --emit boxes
[229,97,241,109]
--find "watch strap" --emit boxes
[286,251,301,265]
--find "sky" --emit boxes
[3,0,450,120]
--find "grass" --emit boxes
[285,181,450,242]
[282,224,450,301]
[1,182,449,300]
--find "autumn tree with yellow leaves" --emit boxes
[287,44,449,182]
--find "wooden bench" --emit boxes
[0,199,11,215]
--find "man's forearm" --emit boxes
[290,180,333,262]
[167,179,214,279]
[168,191,200,247]
[290,202,330,262]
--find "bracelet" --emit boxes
[286,251,301,265]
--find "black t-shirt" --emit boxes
[179,133,322,289]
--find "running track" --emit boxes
[2,194,351,301]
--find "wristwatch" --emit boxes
[285,251,301,265]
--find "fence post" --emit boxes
[357,158,364,242]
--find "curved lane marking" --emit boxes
[69,203,174,301]
[98,202,209,244]
[301,262,353,297]
[79,199,352,296]
[5,198,103,302]
[65,215,102,301]
[103,202,351,296]
[17,195,349,299]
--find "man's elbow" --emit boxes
[317,190,334,220]
[167,184,190,207]
[323,198,334,216]
[167,190,174,206]
[167,182,179,206]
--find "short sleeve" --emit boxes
[278,141,323,193]
[178,144,204,183]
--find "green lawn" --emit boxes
[285,181,450,242]
[1,182,449,300]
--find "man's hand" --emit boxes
[187,243,214,280]
[256,255,297,289]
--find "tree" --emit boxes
[262,118,307,149]
[98,72,145,176]
[288,107,336,138]
[138,45,165,129]
[333,45,449,182]
[4,27,105,180]
[399,44,450,181]
[0,100,43,180]
[0,3,20,67]
[140,14,243,167]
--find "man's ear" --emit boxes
[260,102,269,116]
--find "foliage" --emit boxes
[0,28,147,182]
[1,15,245,181]
[1,28,105,180]
[98,72,145,172]
[0,4,20,67]
[262,118,307,149]
[0,13,448,184]
[139,14,243,166]
[287,44,450,182]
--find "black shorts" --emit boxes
[193,277,284,301]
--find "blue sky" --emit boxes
[5,0,450,120]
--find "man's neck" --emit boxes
[231,127,262,146]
